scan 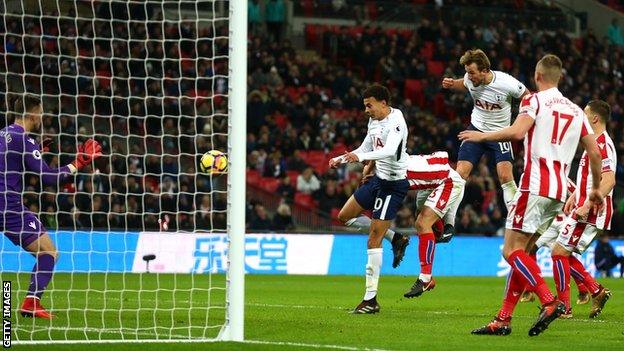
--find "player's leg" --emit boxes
[21,232,58,319]
[438,173,465,243]
[455,160,473,180]
[456,136,485,180]
[404,206,438,298]
[472,229,532,336]
[497,162,517,211]
[352,179,409,314]
[364,218,393,295]
[490,140,517,211]
[519,236,540,303]
[475,193,564,336]
[520,220,559,303]
[6,210,57,319]
[338,182,408,263]
[569,228,610,317]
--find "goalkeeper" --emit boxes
[1,95,102,319]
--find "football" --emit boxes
[199,150,228,175]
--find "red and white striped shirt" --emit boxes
[406,151,452,190]
[575,132,617,230]
[517,88,593,202]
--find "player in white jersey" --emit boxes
[547,100,616,319]
[402,152,466,298]
[460,54,604,336]
[329,84,410,314]
[443,49,529,211]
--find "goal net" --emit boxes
[0,0,245,343]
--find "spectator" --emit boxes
[595,235,624,277]
[455,210,474,234]
[287,150,309,172]
[297,167,321,194]
[318,180,343,211]
[272,202,295,231]
[248,0,262,36]
[608,19,624,46]
[265,0,285,42]
[263,150,287,178]
[276,175,295,203]
[250,204,272,230]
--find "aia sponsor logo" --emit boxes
[475,99,502,110]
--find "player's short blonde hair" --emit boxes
[536,54,562,84]
[459,49,490,72]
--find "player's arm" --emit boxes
[459,92,536,143]
[23,138,74,185]
[25,138,103,185]
[458,114,534,143]
[581,135,603,192]
[597,171,616,197]
[330,132,373,168]
[582,139,615,199]
[361,160,376,184]
[441,77,468,92]
[579,133,604,214]
[563,177,577,215]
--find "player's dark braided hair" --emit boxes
[362,84,391,104]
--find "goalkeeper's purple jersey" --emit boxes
[0,124,71,208]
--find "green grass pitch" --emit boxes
[2,273,623,350]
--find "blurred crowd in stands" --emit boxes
[0,0,623,236]
[245,0,624,235]
[1,2,230,232]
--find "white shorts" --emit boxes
[505,191,563,234]
[555,216,599,254]
[415,170,465,219]
[535,215,565,250]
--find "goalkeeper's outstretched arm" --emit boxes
[24,138,103,185]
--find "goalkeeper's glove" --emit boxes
[71,139,103,171]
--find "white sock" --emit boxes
[364,248,382,300]
[345,216,395,242]
[419,273,432,282]
[501,181,518,211]
[384,228,395,242]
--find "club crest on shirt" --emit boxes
[32,149,42,160]
[495,94,504,102]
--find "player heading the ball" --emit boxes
[443,49,529,211]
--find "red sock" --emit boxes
[524,251,538,293]
[569,255,601,294]
[575,281,589,294]
[552,255,571,310]
[529,251,537,262]
[418,233,436,275]
[508,250,554,305]
[498,269,526,320]
[433,219,444,237]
